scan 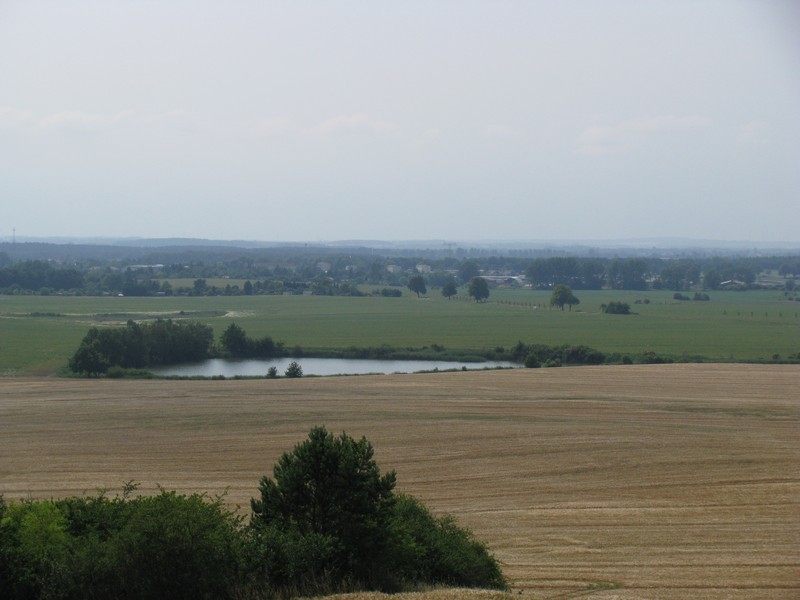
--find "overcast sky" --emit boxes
[1,0,798,243]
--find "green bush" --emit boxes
[250,426,506,594]
[111,492,243,600]
[524,353,541,368]
[1,429,506,598]
[602,301,631,315]
[284,361,303,378]
[0,492,244,600]
[388,494,505,590]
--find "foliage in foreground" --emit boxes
[0,428,505,599]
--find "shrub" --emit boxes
[602,301,631,315]
[284,361,303,378]
[2,431,506,597]
[251,427,396,589]
[524,353,541,368]
[111,492,243,600]
[250,427,505,594]
[388,494,506,590]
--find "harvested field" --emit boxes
[1,364,798,598]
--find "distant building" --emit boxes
[416,264,432,273]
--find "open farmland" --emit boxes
[1,289,799,375]
[1,364,798,598]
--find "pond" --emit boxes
[150,357,520,378]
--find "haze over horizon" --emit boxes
[1,1,798,243]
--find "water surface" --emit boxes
[152,357,519,377]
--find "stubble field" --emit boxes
[1,364,798,598]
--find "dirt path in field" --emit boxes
[1,364,798,598]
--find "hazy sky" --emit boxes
[1,0,798,243]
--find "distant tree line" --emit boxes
[0,427,505,599]
[2,252,798,296]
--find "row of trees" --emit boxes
[2,252,797,296]
[0,427,505,598]
[410,275,491,302]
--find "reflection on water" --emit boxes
[151,357,519,377]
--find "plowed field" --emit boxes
[1,364,798,598]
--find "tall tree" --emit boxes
[550,284,580,311]
[251,426,396,583]
[407,275,427,297]
[441,281,458,300]
[467,276,490,302]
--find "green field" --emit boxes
[1,289,798,375]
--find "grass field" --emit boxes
[1,364,798,598]
[1,289,798,375]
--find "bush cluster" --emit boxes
[513,342,606,367]
[601,301,632,315]
[69,319,214,376]
[0,428,505,599]
[220,323,281,358]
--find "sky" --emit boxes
[1,0,798,244]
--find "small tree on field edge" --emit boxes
[550,284,580,311]
[407,275,427,298]
[284,361,303,378]
[467,276,490,302]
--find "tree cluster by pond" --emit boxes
[0,427,506,599]
[69,319,214,377]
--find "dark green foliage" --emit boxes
[251,427,396,588]
[110,492,242,600]
[407,275,427,297]
[513,343,606,366]
[640,351,674,364]
[1,431,505,598]
[524,353,541,368]
[550,284,580,311]
[376,287,402,297]
[607,258,649,290]
[250,427,505,594]
[0,260,85,293]
[656,260,700,291]
[526,256,606,290]
[243,523,338,597]
[467,276,490,302]
[69,319,214,375]
[284,361,303,377]
[0,492,242,600]
[441,281,458,299]
[388,494,506,589]
[220,322,277,358]
[602,301,631,315]
[693,292,710,301]
[458,259,480,284]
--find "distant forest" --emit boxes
[0,242,798,296]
